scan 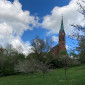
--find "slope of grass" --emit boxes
[0,65,85,85]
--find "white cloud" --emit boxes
[51,36,58,42]
[0,0,39,55]
[66,45,71,50]
[42,0,85,35]
[11,37,33,56]
[0,0,39,36]
[0,23,12,35]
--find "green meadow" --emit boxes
[0,65,85,85]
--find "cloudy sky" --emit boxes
[0,0,84,55]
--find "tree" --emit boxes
[58,50,67,57]
[71,0,85,63]
[31,36,45,61]
[72,0,85,38]
[31,36,53,62]
[58,55,71,80]
[0,45,18,76]
[15,58,39,74]
[15,57,49,78]
[39,61,49,78]
[58,50,79,80]
[76,38,85,63]
[77,0,85,18]
[69,51,78,59]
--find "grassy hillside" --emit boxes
[0,65,85,85]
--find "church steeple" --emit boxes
[50,16,66,57]
[59,16,66,51]
[60,16,64,33]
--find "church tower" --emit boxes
[59,16,66,51]
[50,16,66,57]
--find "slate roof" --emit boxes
[60,16,64,32]
[51,45,59,52]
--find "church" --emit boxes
[51,16,66,57]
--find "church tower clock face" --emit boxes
[62,33,64,35]
[59,35,64,41]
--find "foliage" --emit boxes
[71,0,85,63]
[58,55,72,80]
[0,65,85,85]
[51,58,63,68]
[58,50,79,80]
[0,53,15,76]
[31,36,53,61]
[16,57,49,78]
[69,51,78,59]
[32,36,45,53]
[0,44,26,76]
[76,38,85,63]
[58,50,67,57]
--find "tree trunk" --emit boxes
[64,67,67,80]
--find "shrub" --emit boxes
[50,59,63,68]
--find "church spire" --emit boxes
[60,15,64,32]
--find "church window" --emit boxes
[62,37,64,41]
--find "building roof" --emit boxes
[51,45,59,52]
[60,16,64,32]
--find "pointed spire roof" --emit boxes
[60,16,64,32]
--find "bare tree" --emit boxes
[71,0,85,38]
[70,0,85,63]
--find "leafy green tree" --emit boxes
[58,50,67,57]
[31,36,45,61]
[76,38,85,63]
[31,36,54,63]
[69,51,78,59]
[58,50,79,80]
[0,44,26,76]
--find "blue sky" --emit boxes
[19,0,71,47]
[0,0,84,55]
[10,0,70,17]
[9,0,71,42]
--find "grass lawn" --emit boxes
[0,65,85,85]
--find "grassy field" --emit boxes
[0,65,85,85]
